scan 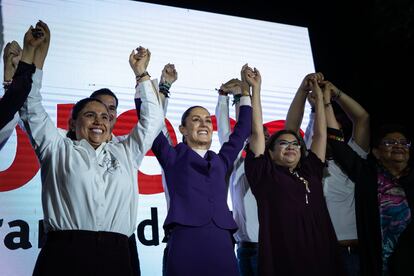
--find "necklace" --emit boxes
[291,170,311,204]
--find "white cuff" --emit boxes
[239,96,251,106]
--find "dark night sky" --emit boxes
[139,0,414,137]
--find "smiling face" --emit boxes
[373,132,411,167]
[268,133,302,169]
[179,107,213,150]
[70,101,111,149]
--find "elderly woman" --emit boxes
[19,22,163,276]
[328,123,414,276]
[244,70,344,275]
[147,65,252,275]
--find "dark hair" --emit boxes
[266,129,307,159]
[371,124,411,148]
[90,88,118,108]
[66,98,108,140]
[180,106,206,126]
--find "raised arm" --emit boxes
[303,94,315,148]
[325,82,370,151]
[18,21,64,160]
[125,46,164,169]
[309,78,327,162]
[158,63,177,108]
[243,64,264,157]
[3,40,22,83]
[158,63,177,145]
[0,40,34,131]
[215,78,244,145]
[215,88,231,145]
[285,72,324,134]
[1,21,50,139]
[321,81,343,132]
[32,20,50,70]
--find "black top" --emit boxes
[0,61,36,130]
[245,148,344,276]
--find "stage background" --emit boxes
[0,0,314,275]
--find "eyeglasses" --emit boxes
[381,139,411,148]
[276,140,301,149]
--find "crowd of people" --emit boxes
[1,21,413,276]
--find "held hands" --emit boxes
[219,78,244,96]
[241,63,261,95]
[320,80,341,102]
[310,78,323,104]
[23,24,46,49]
[20,20,50,69]
[32,20,51,70]
[299,72,324,94]
[129,46,151,80]
[160,63,177,85]
[3,41,22,81]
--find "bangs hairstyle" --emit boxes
[90,88,119,107]
[266,129,307,158]
[66,98,108,140]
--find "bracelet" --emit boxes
[159,81,172,90]
[159,82,171,98]
[327,134,345,142]
[135,71,150,82]
[331,89,342,102]
[232,94,242,106]
[324,102,332,107]
[159,82,172,96]
[159,89,170,98]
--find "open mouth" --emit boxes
[90,128,104,134]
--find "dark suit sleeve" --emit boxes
[218,105,252,170]
[0,61,36,129]
[151,128,176,169]
[327,127,366,183]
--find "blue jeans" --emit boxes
[339,246,360,276]
[236,244,258,276]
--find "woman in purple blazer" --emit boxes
[150,65,253,276]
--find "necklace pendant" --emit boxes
[304,182,310,193]
[305,194,309,204]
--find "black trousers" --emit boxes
[128,233,141,276]
[33,230,133,276]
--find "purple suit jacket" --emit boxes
[152,105,252,231]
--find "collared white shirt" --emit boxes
[19,69,163,237]
[323,140,367,240]
[215,94,258,242]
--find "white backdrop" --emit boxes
[0,0,314,275]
